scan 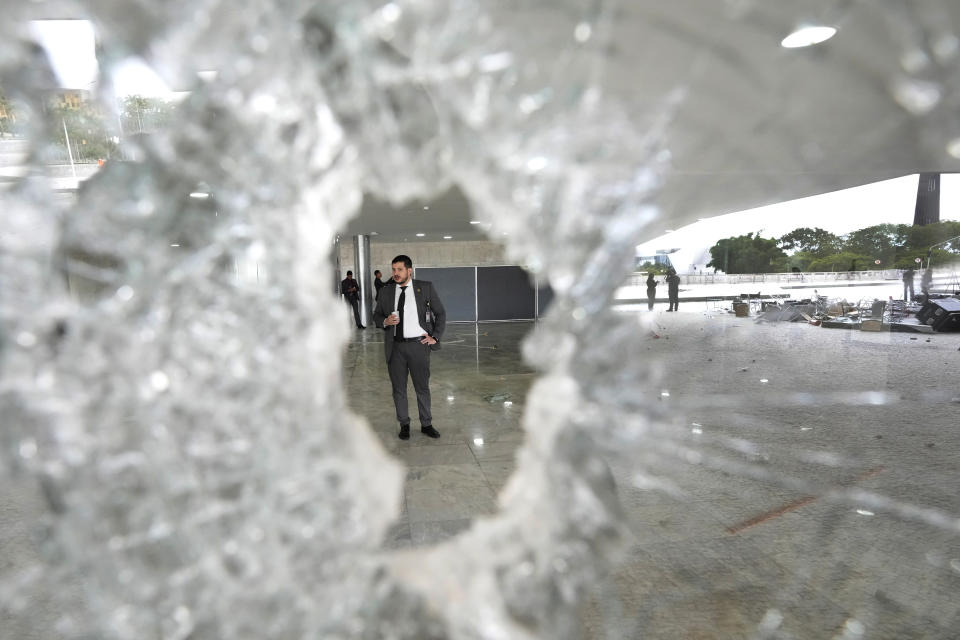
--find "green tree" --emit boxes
[0,90,11,135]
[0,87,28,137]
[50,101,116,162]
[926,248,960,268]
[784,251,816,272]
[638,261,670,275]
[842,223,900,264]
[771,221,960,272]
[901,220,960,251]
[120,95,176,135]
[891,221,960,267]
[706,233,788,274]
[778,227,842,257]
[806,251,875,272]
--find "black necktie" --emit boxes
[397,286,407,337]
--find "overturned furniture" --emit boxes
[916,297,960,332]
[755,303,816,323]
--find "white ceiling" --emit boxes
[17,2,960,244]
[348,188,481,243]
[344,0,960,243]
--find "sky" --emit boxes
[27,20,99,91]
[637,174,960,273]
[28,19,174,98]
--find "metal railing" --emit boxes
[626,269,903,287]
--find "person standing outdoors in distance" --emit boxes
[340,270,364,329]
[921,267,933,302]
[902,266,915,302]
[646,271,658,311]
[373,269,385,302]
[373,255,446,440]
[666,268,681,312]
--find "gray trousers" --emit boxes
[388,341,432,426]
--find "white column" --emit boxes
[332,235,342,295]
[353,234,372,326]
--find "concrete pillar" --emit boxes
[914,172,940,226]
[332,235,342,295]
[353,234,373,327]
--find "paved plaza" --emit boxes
[346,313,960,639]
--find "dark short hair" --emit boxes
[346,270,353,276]
[374,269,381,275]
[392,255,413,269]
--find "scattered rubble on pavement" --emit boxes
[729,292,960,333]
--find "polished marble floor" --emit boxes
[345,315,960,639]
[345,322,533,548]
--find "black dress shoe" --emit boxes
[399,424,410,440]
[420,425,440,439]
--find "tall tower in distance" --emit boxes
[913,172,940,226]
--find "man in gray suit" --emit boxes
[373,255,446,440]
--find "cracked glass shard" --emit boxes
[1,1,959,639]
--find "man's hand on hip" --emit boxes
[419,335,437,345]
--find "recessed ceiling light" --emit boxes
[423,205,429,210]
[189,192,209,199]
[574,22,592,43]
[526,156,548,172]
[469,220,481,225]
[781,26,837,49]
[478,51,514,73]
[947,137,960,158]
[416,233,425,237]
[664,229,675,233]
[380,2,401,23]
[443,235,452,239]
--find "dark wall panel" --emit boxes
[478,266,536,320]
[415,267,476,322]
[537,281,554,316]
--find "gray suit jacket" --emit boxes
[373,279,446,363]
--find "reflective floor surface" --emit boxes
[345,322,533,548]
[345,314,960,639]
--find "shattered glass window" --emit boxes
[2,1,960,638]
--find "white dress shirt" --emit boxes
[393,281,429,338]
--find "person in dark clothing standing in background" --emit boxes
[921,267,933,302]
[646,272,658,311]
[666,268,680,312]
[902,267,915,302]
[341,270,364,329]
[373,269,385,302]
